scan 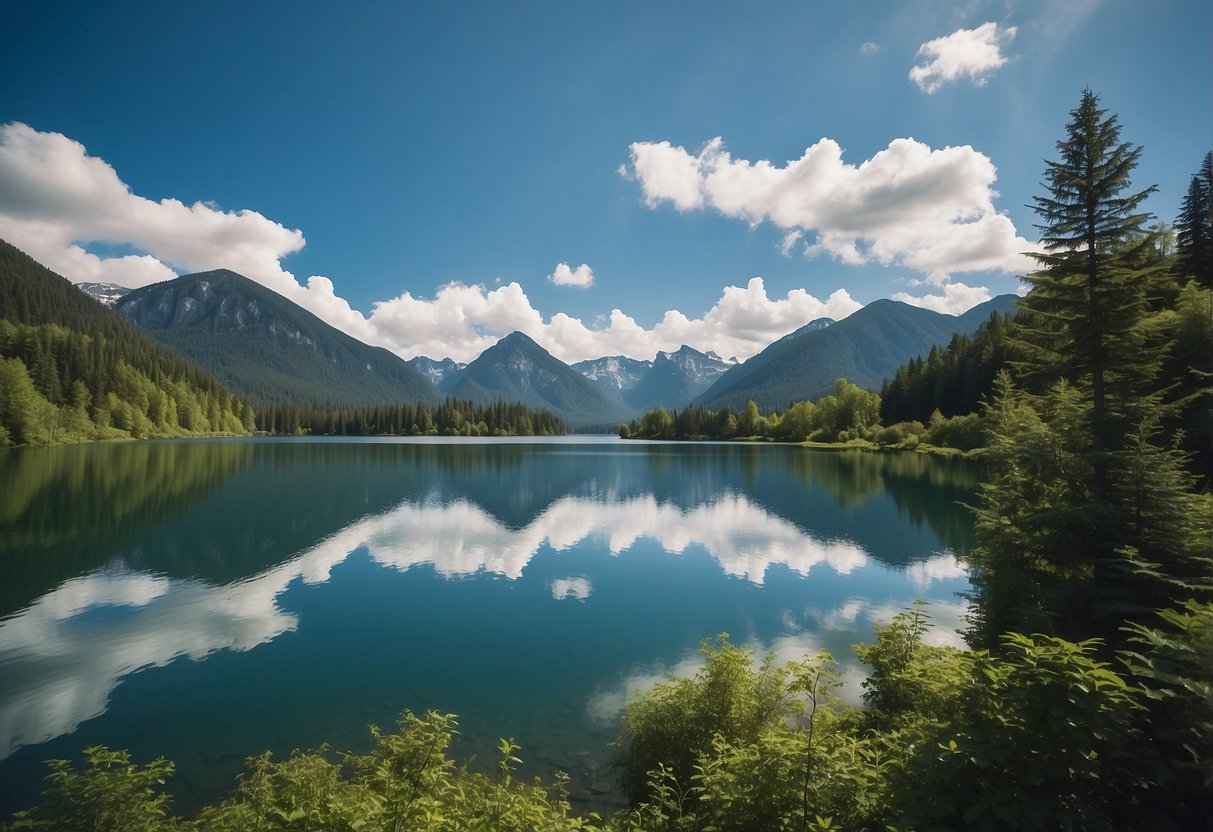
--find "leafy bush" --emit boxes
[612,636,800,807]
[4,713,598,832]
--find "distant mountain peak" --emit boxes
[76,281,132,307]
[443,331,632,428]
[407,355,466,387]
[498,330,541,348]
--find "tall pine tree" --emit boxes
[1014,89,1157,506]
[1175,151,1213,287]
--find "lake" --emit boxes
[0,436,978,814]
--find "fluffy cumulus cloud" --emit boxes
[548,261,594,288]
[371,276,859,363]
[627,133,1036,311]
[0,122,862,364]
[0,122,387,348]
[909,22,1018,94]
[892,279,992,315]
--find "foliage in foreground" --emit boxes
[4,713,596,832]
[10,609,1210,831]
[611,620,1193,832]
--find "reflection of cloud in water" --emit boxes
[814,597,969,649]
[0,568,301,759]
[905,553,968,590]
[585,597,972,724]
[364,494,869,583]
[0,492,870,760]
[550,577,592,601]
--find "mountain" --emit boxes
[115,269,438,408]
[694,295,1020,412]
[769,316,835,346]
[572,355,653,395]
[407,356,467,387]
[441,331,633,429]
[76,282,132,306]
[624,345,734,411]
[0,238,251,444]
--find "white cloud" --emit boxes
[779,229,803,257]
[629,140,705,210]
[548,262,594,288]
[0,122,391,349]
[370,276,860,363]
[0,122,861,364]
[0,122,305,288]
[909,22,1017,94]
[893,279,992,315]
[859,41,880,55]
[626,134,1036,285]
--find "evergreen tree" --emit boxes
[1175,151,1213,287]
[1014,89,1157,507]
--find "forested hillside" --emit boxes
[115,269,439,408]
[695,295,1018,412]
[880,310,1014,424]
[0,240,252,446]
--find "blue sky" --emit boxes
[1,0,1210,362]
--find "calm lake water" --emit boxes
[0,436,978,814]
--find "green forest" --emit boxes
[4,92,1212,830]
[0,241,254,445]
[255,398,566,437]
[0,242,566,443]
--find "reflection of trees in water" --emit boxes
[0,442,255,614]
[778,449,979,556]
[1,441,980,618]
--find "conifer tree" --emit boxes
[1175,151,1213,287]
[1014,89,1157,506]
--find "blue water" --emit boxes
[0,437,978,813]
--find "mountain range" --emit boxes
[65,262,1020,426]
[437,331,634,429]
[574,347,736,411]
[693,295,1019,412]
[113,270,438,409]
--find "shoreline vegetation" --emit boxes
[617,379,991,457]
[3,92,1212,830]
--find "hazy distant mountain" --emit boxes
[116,269,438,407]
[441,331,633,429]
[407,356,467,387]
[75,281,132,307]
[695,295,1019,412]
[572,355,653,394]
[624,345,734,411]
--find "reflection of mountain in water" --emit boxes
[0,440,979,618]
